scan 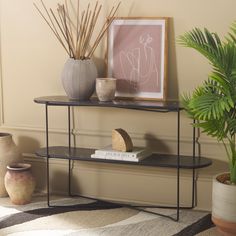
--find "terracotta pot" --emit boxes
[212,173,236,236]
[61,58,98,100]
[0,133,21,197]
[96,78,117,102]
[4,163,36,205]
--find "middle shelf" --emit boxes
[36,146,212,169]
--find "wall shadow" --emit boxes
[167,17,179,100]
[17,135,40,154]
[144,133,170,153]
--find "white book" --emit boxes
[95,145,151,159]
[91,154,148,162]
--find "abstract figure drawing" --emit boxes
[119,33,159,91]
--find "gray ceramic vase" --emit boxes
[61,58,98,100]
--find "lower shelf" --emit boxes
[36,146,212,169]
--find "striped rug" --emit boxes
[0,194,218,236]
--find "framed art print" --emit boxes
[107,17,168,100]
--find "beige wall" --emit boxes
[0,0,234,210]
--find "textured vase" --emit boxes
[5,163,36,205]
[96,78,117,102]
[61,58,98,100]
[0,133,21,197]
[212,173,236,236]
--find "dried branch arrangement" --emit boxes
[34,0,120,60]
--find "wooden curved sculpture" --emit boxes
[112,128,133,152]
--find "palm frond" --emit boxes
[178,28,236,75]
[178,28,222,66]
[196,119,227,140]
[225,117,236,138]
[189,93,232,120]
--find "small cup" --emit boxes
[96,78,117,102]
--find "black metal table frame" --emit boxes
[41,100,201,222]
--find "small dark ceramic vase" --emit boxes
[4,163,36,205]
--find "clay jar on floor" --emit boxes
[0,133,21,197]
[4,163,36,205]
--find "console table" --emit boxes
[34,96,212,221]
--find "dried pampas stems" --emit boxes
[34,0,120,60]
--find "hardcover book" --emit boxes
[91,154,149,162]
[92,145,152,162]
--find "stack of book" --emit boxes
[91,145,151,162]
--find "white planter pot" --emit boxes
[61,58,98,100]
[212,172,236,236]
[0,133,21,197]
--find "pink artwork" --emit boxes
[107,18,168,100]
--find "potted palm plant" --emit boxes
[179,23,236,235]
